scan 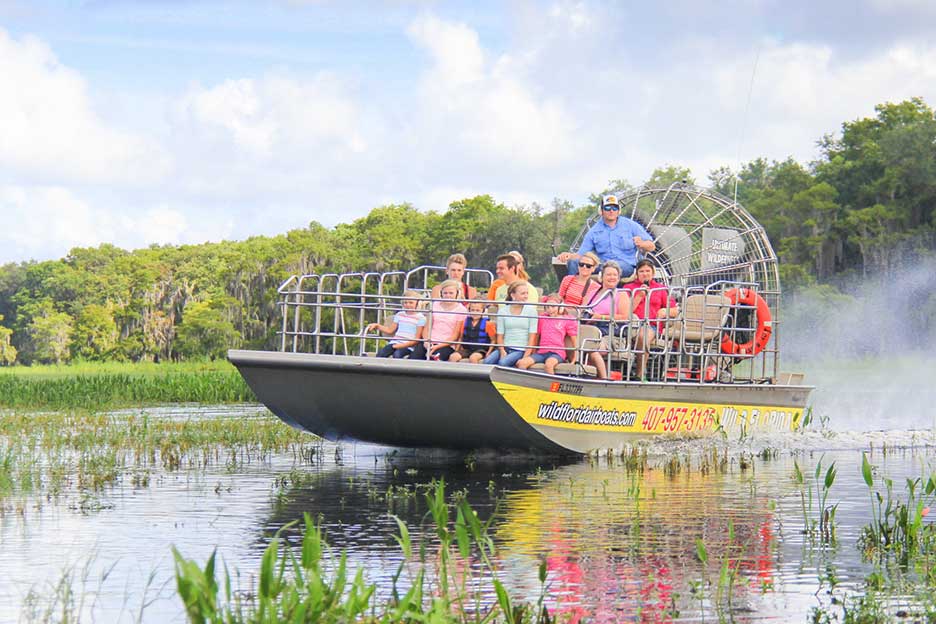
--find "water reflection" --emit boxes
[496,463,778,621]
[3,407,935,623]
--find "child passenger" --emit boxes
[460,301,496,363]
[518,294,578,375]
[483,280,538,367]
[366,290,426,359]
[411,279,468,362]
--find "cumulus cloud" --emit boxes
[165,70,380,206]
[406,14,581,170]
[5,5,936,264]
[174,73,368,160]
[0,29,169,185]
[0,185,232,263]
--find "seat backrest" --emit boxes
[677,294,730,341]
[577,324,603,352]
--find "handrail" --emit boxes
[273,269,780,384]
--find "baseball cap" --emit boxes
[602,194,620,207]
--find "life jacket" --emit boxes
[463,316,490,345]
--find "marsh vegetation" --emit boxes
[3,399,935,623]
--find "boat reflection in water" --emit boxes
[263,450,784,622]
[493,461,779,622]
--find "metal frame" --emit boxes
[274,183,785,385]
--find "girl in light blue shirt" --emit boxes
[483,281,538,367]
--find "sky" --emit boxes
[2,0,936,264]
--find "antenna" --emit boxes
[734,45,761,206]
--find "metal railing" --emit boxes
[275,269,782,384]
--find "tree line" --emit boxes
[0,98,933,365]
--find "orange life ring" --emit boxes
[720,288,772,356]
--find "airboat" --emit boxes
[229,183,813,454]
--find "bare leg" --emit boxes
[469,352,484,364]
[544,357,559,375]
[632,326,655,377]
[449,351,463,363]
[589,351,608,379]
[517,356,534,370]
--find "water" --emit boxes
[2,399,935,622]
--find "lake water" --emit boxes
[2,361,936,623]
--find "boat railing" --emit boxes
[276,270,781,384]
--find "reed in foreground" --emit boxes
[173,480,555,624]
[0,364,255,410]
[0,411,316,510]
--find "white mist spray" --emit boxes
[782,258,936,432]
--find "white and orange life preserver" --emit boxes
[720,288,772,356]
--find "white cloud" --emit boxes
[0,29,169,185]
[701,39,936,167]
[406,14,581,169]
[5,7,936,265]
[174,72,368,161]
[547,1,592,32]
[0,186,102,255]
[868,0,936,15]
[0,185,233,262]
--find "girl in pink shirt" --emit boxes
[518,295,578,375]
[411,279,467,361]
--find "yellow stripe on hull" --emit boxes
[493,380,803,437]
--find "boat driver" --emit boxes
[557,193,655,280]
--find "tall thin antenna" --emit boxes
[734,46,761,206]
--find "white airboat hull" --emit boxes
[229,350,812,455]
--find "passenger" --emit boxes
[518,294,578,375]
[558,250,601,309]
[556,193,655,279]
[483,280,538,367]
[430,253,479,300]
[620,259,679,379]
[487,250,529,299]
[460,301,496,363]
[411,279,468,362]
[510,250,531,281]
[488,253,540,303]
[583,261,632,380]
[365,290,426,359]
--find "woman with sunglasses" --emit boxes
[558,250,601,309]
[583,261,632,380]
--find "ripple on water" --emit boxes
[3,405,935,622]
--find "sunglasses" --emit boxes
[602,205,620,211]
[579,263,595,269]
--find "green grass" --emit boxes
[0,359,237,377]
[0,360,255,409]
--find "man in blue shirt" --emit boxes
[557,193,655,278]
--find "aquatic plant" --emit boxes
[693,520,743,620]
[792,456,838,543]
[858,452,936,563]
[172,480,554,623]
[0,361,254,410]
[0,411,314,512]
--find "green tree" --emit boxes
[426,195,502,263]
[27,305,74,364]
[817,98,936,275]
[645,165,695,188]
[72,304,119,360]
[341,204,433,271]
[175,300,243,360]
[0,314,16,365]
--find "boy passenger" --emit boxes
[488,254,540,303]
[430,253,478,300]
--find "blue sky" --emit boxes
[2,0,935,263]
